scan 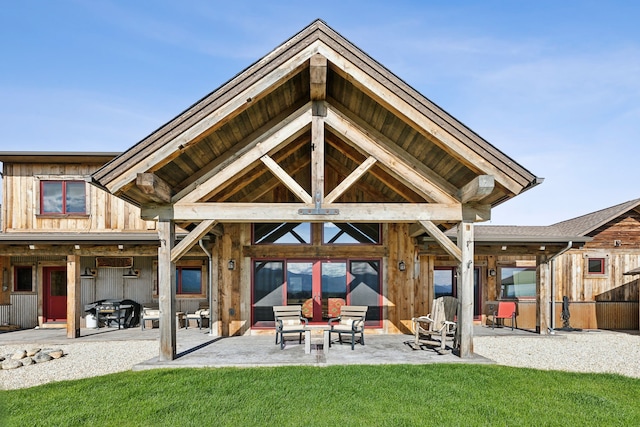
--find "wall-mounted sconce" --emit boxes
[28,244,35,250]
[501,245,507,251]
[80,267,97,279]
[74,244,81,250]
[488,268,496,277]
[118,244,124,250]
[227,259,236,270]
[398,260,406,271]
[539,245,546,251]
[123,267,140,278]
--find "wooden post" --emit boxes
[457,221,474,357]
[536,254,551,334]
[158,219,176,360]
[66,255,81,338]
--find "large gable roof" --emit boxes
[92,19,540,226]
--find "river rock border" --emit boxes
[1,348,65,370]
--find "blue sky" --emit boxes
[1,1,639,226]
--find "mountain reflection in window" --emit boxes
[323,223,380,244]
[254,223,311,244]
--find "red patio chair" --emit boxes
[492,301,517,330]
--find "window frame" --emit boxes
[37,177,89,217]
[584,254,609,278]
[498,265,537,300]
[13,265,34,293]
[322,223,382,245]
[153,260,207,298]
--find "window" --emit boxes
[176,266,202,295]
[153,260,206,297]
[253,223,310,244]
[500,267,536,298]
[323,223,381,244]
[40,181,86,214]
[14,266,33,292]
[587,258,605,275]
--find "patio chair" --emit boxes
[328,305,368,350]
[140,305,160,330]
[491,301,517,330]
[185,302,210,329]
[412,296,458,353]
[273,305,308,349]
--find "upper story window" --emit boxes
[323,223,380,244]
[587,258,605,275]
[253,223,311,244]
[40,181,86,215]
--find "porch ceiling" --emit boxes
[92,20,540,230]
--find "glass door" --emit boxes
[286,260,348,322]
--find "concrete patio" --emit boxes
[0,325,536,370]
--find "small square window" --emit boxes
[14,266,33,292]
[587,258,605,274]
[40,180,86,215]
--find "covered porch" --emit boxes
[90,20,541,361]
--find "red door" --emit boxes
[44,266,67,322]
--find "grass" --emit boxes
[1,364,639,426]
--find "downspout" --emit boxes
[199,238,214,336]
[548,241,572,333]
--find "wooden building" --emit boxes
[0,152,210,334]
[91,20,541,360]
[6,21,634,362]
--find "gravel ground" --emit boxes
[2,330,639,390]
[474,330,640,378]
[1,341,158,390]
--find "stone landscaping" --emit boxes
[1,348,65,370]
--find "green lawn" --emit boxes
[2,364,639,426]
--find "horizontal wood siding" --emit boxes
[2,162,152,232]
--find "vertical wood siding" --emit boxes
[2,162,153,232]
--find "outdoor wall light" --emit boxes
[80,267,97,279]
[228,259,236,270]
[123,268,140,278]
[398,260,406,271]
[488,268,497,277]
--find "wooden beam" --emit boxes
[239,158,310,202]
[175,104,312,204]
[143,202,462,222]
[325,156,377,203]
[66,255,81,339]
[462,203,491,222]
[325,105,458,204]
[311,101,326,202]
[171,220,217,263]
[158,219,176,361]
[418,220,462,262]
[457,221,474,358]
[457,175,495,203]
[310,54,327,101]
[318,45,525,195]
[260,155,313,204]
[104,42,320,194]
[0,245,160,256]
[136,173,172,203]
[537,255,551,335]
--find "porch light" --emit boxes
[398,260,406,271]
[123,268,140,278]
[80,267,97,279]
[227,259,236,270]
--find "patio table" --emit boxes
[304,325,330,354]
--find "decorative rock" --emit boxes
[26,348,41,357]
[33,352,53,363]
[2,359,22,370]
[48,350,64,359]
[21,356,34,366]
[11,350,26,360]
